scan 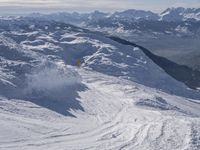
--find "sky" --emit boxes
[0,0,200,15]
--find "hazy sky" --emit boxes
[0,0,200,15]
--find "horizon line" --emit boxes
[0,6,200,16]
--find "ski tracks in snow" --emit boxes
[0,69,200,150]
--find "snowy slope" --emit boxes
[0,18,199,98]
[1,69,200,150]
[0,18,200,150]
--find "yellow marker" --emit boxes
[76,59,81,67]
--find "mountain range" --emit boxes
[26,7,200,71]
[28,7,200,22]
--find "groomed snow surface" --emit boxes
[0,19,200,150]
[1,68,200,150]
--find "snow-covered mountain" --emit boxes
[28,11,110,25]
[26,8,200,40]
[0,17,199,98]
[160,7,200,22]
[110,9,159,21]
[80,12,200,71]
[110,7,200,22]
[63,9,199,72]
[87,10,109,21]
[27,7,200,23]
[0,18,200,149]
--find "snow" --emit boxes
[160,7,200,21]
[184,13,200,21]
[0,69,200,150]
[0,18,200,149]
[24,63,81,95]
[175,25,189,34]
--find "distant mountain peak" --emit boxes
[24,7,200,24]
[160,7,200,21]
[111,9,159,21]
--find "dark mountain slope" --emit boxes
[110,36,200,89]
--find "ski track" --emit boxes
[0,69,200,150]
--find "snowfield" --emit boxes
[0,18,200,150]
[1,69,200,150]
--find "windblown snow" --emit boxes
[0,18,200,150]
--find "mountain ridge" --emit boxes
[25,7,200,22]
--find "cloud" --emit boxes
[0,0,200,14]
